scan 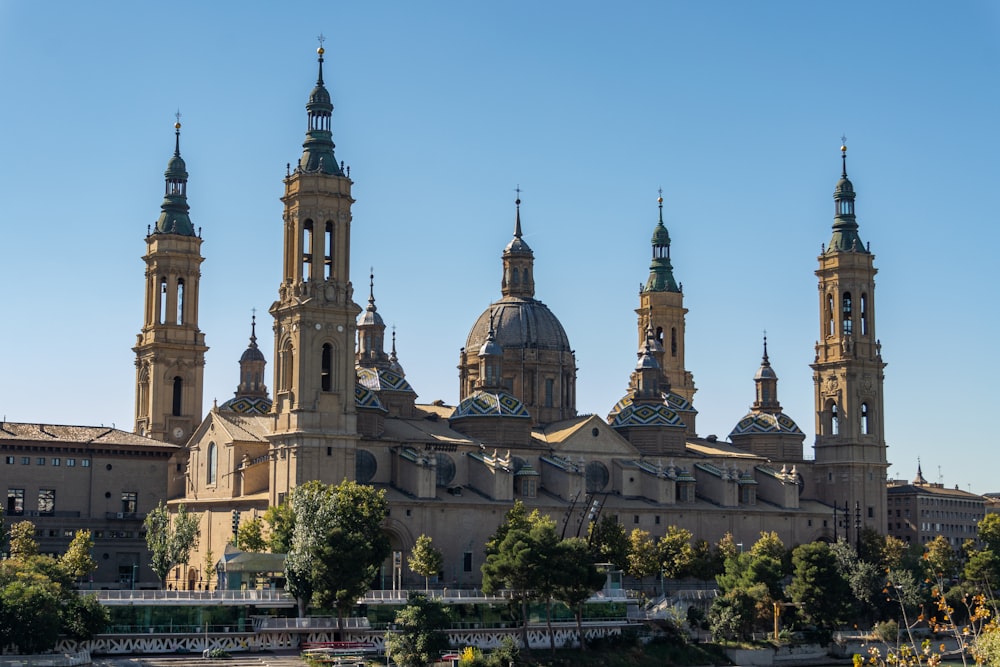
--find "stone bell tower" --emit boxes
[637,192,696,404]
[810,143,888,534]
[268,44,361,502]
[134,119,207,444]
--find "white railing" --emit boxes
[0,651,90,666]
[90,589,294,604]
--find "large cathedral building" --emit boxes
[143,47,888,589]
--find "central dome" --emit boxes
[465,296,571,353]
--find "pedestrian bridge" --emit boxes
[88,587,629,607]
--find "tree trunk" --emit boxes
[576,607,586,652]
[297,596,307,618]
[546,598,555,654]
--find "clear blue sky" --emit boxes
[1,2,997,492]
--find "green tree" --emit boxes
[203,548,215,590]
[587,514,628,571]
[0,522,108,653]
[708,588,755,641]
[144,502,200,587]
[61,529,97,581]
[687,538,724,581]
[787,541,852,632]
[235,516,267,553]
[263,501,295,554]
[286,480,390,621]
[923,535,960,583]
[384,593,453,667]
[8,521,38,560]
[553,537,605,652]
[750,531,787,568]
[881,535,909,570]
[409,534,444,592]
[979,514,1000,554]
[481,506,555,648]
[587,515,629,571]
[626,528,660,593]
[0,569,62,653]
[658,525,694,579]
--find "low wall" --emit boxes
[724,644,832,666]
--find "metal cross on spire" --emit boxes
[317,33,326,48]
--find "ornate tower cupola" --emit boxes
[633,325,663,402]
[300,43,343,176]
[828,144,865,254]
[156,125,196,236]
[637,192,696,403]
[237,314,268,400]
[644,195,679,293]
[478,313,504,391]
[459,190,576,426]
[218,313,273,415]
[753,335,779,412]
[356,271,389,368]
[134,118,208,443]
[501,195,535,298]
[811,141,888,533]
[268,42,361,499]
[728,334,804,461]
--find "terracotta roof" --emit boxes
[0,422,179,449]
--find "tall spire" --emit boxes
[235,312,268,400]
[357,269,388,367]
[643,190,679,293]
[154,116,196,236]
[827,139,867,254]
[298,39,343,175]
[501,189,535,298]
[388,327,405,375]
[752,332,780,411]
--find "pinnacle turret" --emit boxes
[154,118,196,236]
[298,41,343,176]
[642,192,679,293]
[827,141,867,254]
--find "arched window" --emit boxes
[842,292,853,336]
[159,277,168,324]
[511,267,520,285]
[302,220,314,281]
[137,367,149,418]
[321,343,333,391]
[671,327,678,357]
[831,402,839,435]
[655,326,664,345]
[207,442,217,485]
[861,402,870,435]
[172,376,183,416]
[176,278,185,325]
[826,294,835,336]
[279,341,294,392]
[324,221,334,280]
[860,293,868,336]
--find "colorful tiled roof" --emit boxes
[728,412,803,437]
[357,367,415,393]
[451,391,531,419]
[356,384,387,411]
[609,402,685,429]
[219,396,273,415]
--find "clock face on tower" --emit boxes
[173,426,184,440]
